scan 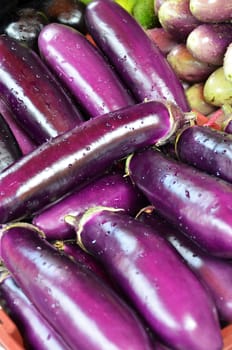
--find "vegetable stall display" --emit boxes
[0,0,232,349]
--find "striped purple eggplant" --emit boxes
[85,0,190,112]
[138,209,232,323]
[0,34,83,144]
[0,222,155,350]
[32,171,147,240]
[175,125,232,183]
[38,22,135,118]
[0,274,71,350]
[0,99,184,224]
[66,207,222,350]
[0,113,22,172]
[126,148,232,258]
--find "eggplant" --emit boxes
[186,24,232,66]
[126,148,232,258]
[138,209,232,323]
[0,274,71,350]
[166,44,216,84]
[0,113,22,172]
[189,0,232,22]
[175,125,232,183]
[66,206,222,350]
[0,99,184,223]
[32,171,147,240]
[0,222,155,350]
[145,27,179,56]
[0,35,83,144]
[38,22,135,119]
[157,0,200,42]
[0,97,36,155]
[85,0,190,112]
[185,83,216,116]
[223,42,232,83]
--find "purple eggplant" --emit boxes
[0,222,155,350]
[0,97,36,155]
[175,125,232,183]
[0,99,184,223]
[126,148,232,258]
[32,171,147,240]
[85,0,190,112]
[0,113,22,172]
[0,274,71,350]
[66,207,222,350]
[138,209,232,323]
[189,0,232,22]
[186,23,232,66]
[0,35,83,144]
[38,22,135,118]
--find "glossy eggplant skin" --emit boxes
[38,23,135,118]
[127,148,232,258]
[68,207,222,350]
[175,125,232,183]
[85,0,190,112]
[0,113,22,172]
[0,275,71,350]
[138,210,232,323]
[33,171,146,240]
[0,100,183,223]
[0,35,83,144]
[0,223,154,350]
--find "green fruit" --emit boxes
[115,0,136,13]
[132,0,158,29]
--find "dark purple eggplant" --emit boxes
[175,125,232,183]
[0,97,36,155]
[138,209,232,323]
[126,148,232,258]
[0,274,71,350]
[66,207,222,350]
[42,0,87,34]
[0,35,83,144]
[85,0,190,112]
[0,113,22,172]
[0,222,155,350]
[0,99,184,223]
[32,171,147,240]
[38,22,135,118]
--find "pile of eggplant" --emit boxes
[0,0,232,349]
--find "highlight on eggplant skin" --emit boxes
[126,148,232,258]
[32,171,147,241]
[0,34,84,144]
[85,0,190,113]
[175,125,232,184]
[137,209,232,323]
[0,223,155,350]
[0,99,184,224]
[0,275,72,350]
[67,206,222,350]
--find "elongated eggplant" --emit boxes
[33,171,146,240]
[138,209,232,323]
[0,99,184,223]
[85,0,190,112]
[0,222,155,350]
[186,24,232,66]
[175,125,232,183]
[0,113,22,172]
[126,148,232,258]
[0,97,36,155]
[66,207,222,350]
[0,275,71,350]
[0,35,83,144]
[38,22,135,118]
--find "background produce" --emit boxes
[0,0,232,349]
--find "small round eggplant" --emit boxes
[66,207,222,350]
[0,222,155,350]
